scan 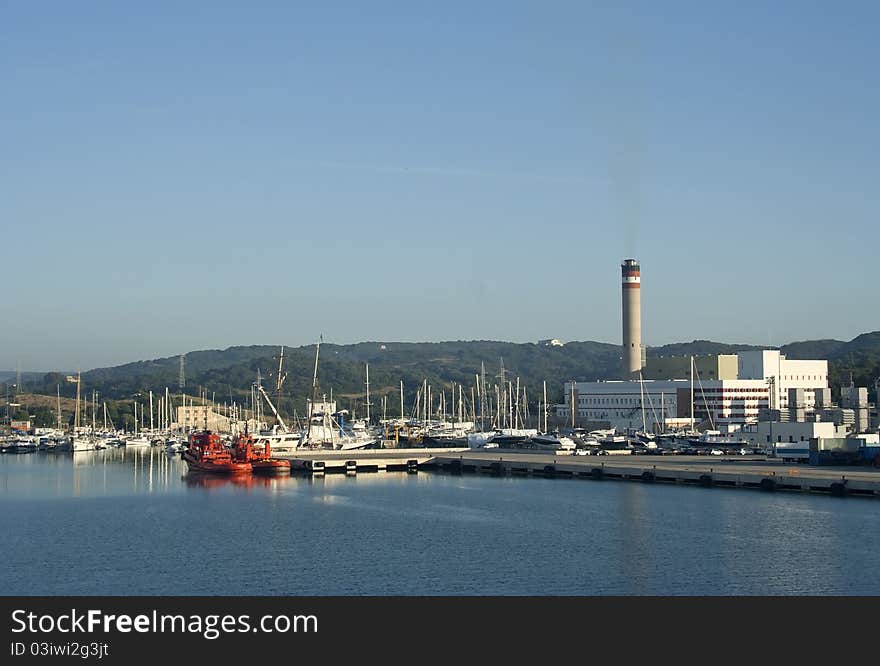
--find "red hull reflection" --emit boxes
[183,472,290,490]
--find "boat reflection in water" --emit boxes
[183,472,294,491]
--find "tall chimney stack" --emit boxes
[621,259,642,377]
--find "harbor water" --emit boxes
[1,447,878,595]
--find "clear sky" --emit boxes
[2,1,877,371]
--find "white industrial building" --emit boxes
[736,350,828,411]
[735,420,845,448]
[559,349,830,433]
[557,379,686,432]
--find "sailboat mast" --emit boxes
[690,355,695,432]
[365,363,370,424]
[474,374,481,430]
[307,338,321,439]
[661,391,665,433]
[543,381,548,433]
[276,346,286,427]
[459,384,463,427]
[74,372,81,432]
[400,381,404,421]
[639,371,646,433]
[480,363,487,431]
[508,382,513,430]
[515,378,520,429]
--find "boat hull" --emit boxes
[251,459,291,474]
[183,453,251,474]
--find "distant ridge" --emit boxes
[11,333,880,408]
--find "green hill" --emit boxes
[13,332,880,418]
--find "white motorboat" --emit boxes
[71,437,95,452]
[529,434,577,451]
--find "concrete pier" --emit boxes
[276,447,466,475]
[276,447,880,497]
[426,451,880,498]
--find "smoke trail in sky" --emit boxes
[601,13,647,258]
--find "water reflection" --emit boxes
[1,446,188,499]
[4,451,880,594]
[183,472,294,492]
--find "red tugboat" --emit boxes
[232,432,291,474]
[183,431,252,474]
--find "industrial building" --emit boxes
[556,378,686,432]
[737,350,828,411]
[840,385,870,432]
[175,405,231,432]
[558,370,823,433]
[174,406,266,434]
[735,420,844,449]
[556,258,834,433]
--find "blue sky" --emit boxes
[2,1,877,370]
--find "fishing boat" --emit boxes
[232,432,290,474]
[182,430,251,474]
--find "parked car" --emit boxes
[709,449,724,456]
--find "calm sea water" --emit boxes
[1,448,878,595]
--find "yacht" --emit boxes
[487,428,537,448]
[252,429,303,454]
[301,401,378,451]
[467,432,497,449]
[528,433,577,451]
[2,436,39,454]
[71,436,95,452]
